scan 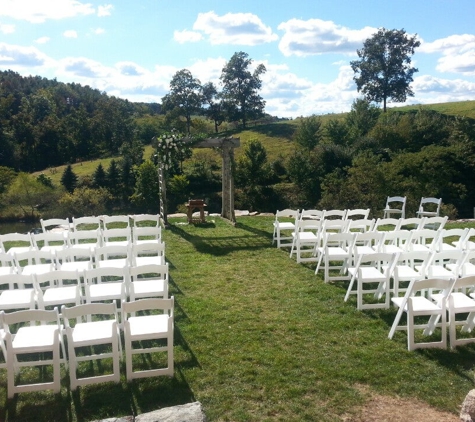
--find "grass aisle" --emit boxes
[167,216,473,421]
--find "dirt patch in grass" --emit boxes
[344,390,460,421]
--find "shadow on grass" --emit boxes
[168,221,271,256]
[3,389,73,422]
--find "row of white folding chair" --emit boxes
[273,209,370,248]
[290,217,454,265]
[387,275,475,351]
[8,241,165,274]
[342,249,469,310]
[41,214,161,233]
[0,263,169,314]
[0,226,162,254]
[0,297,173,396]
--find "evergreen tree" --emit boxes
[60,164,78,193]
[106,159,121,198]
[92,163,107,188]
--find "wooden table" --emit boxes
[186,199,207,224]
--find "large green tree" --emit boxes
[162,69,203,134]
[351,28,420,112]
[220,51,266,129]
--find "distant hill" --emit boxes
[389,100,475,119]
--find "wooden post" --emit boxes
[221,144,236,223]
[158,162,167,226]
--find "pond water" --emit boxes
[0,221,41,235]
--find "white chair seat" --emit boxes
[21,263,54,276]
[88,283,123,300]
[132,280,166,296]
[348,266,386,281]
[128,314,168,338]
[43,286,80,305]
[71,320,116,345]
[13,325,58,349]
[0,289,36,308]
[96,259,129,269]
[391,296,441,313]
[275,222,294,231]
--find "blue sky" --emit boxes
[1,0,475,117]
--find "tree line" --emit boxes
[2,28,475,220]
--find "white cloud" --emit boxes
[97,4,113,17]
[63,30,78,38]
[191,11,278,45]
[0,42,49,67]
[60,57,111,78]
[420,34,475,76]
[420,34,475,54]
[0,23,15,34]
[35,36,50,44]
[174,30,202,44]
[278,18,376,57]
[93,28,105,35]
[0,0,95,23]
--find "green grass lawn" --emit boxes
[1,217,474,421]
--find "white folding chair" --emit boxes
[62,302,121,390]
[0,274,36,312]
[3,307,66,397]
[435,276,475,348]
[122,297,174,380]
[84,266,128,304]
[102,214,130,230]
[132,226,162,246]
[289,219,321,263]
[128,264,168,301]
[131,241,166,266]
[373,218,400,233]
[14,250,55,276]
[391,250,432,296]
[409,229,440,253]
[422,216,448,231]
[315,232,356,283]
[352,231,384,266]
[381,230,413,254]
[299,209,325,221]
[345,209,370,220]
[130,213,160,228]
[417,197,442,218]
[55,247,94,273]
[347,218,375,233]
[436,228,468,252]
[423,250,467,281]
[31,231,68,254]
[383,196,406,219]
[323,209,347,220]
[40,217,71,233]
[0,233,33,256]
[95,245,130,269]
[272,209,299,248]
[67,229,101,253]
[345,252,397,310]
[102,228,132,248]
[35,270,82,310]
[388,278,455,351]
[72,215,101,231]
[396,217,425,231]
